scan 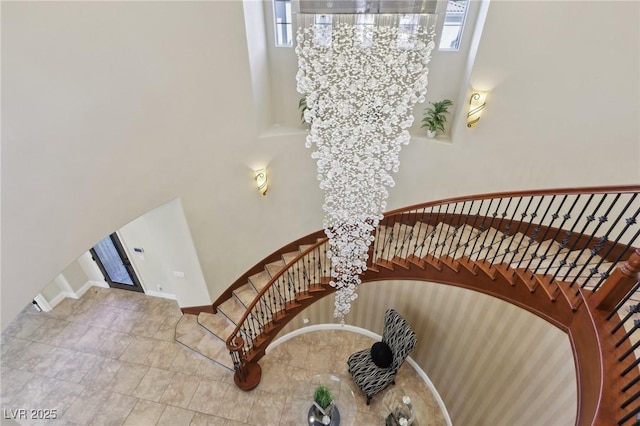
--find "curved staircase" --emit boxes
[175,237,329,372]
[177,186,640,425]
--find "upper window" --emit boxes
[274,0,293,47]
[439,0,469,51]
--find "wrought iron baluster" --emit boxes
[585,199,640,292]
[565,194,620,287]
[476,198,505,262]
[469,199,494,261]
[412,207,429,258]
[447,201,472,258]
[540,195,581,278]
[509,196,546,270]
[425,205,443,257]
[523,195,557,274]
[548,194,594,283]
[612,304,640,335]
[488,197,520,266]
[622,374,640,393]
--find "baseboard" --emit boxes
[76,280,103,298]
[33,294,52,312]
[90,279,109,289]
[145,289,177,300]
[43,280,108,310]
[266,324,453,426]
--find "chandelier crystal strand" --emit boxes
[296,14,436,319]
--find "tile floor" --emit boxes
[1,287,446,425]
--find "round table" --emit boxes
[290,374,356,426]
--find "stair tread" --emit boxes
[218,297,247,324]
[198,312,237,339]
[234,283,258,308]
[175,314,233,370]
[282,250,301,264]
[265,260,286,277]
[249,270,272,292]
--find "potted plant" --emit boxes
[312,384,334,424]
[421,99,453,138]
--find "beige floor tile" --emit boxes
[193,358,228,381]
[169,347,204,376]
[247,390,285,426]
[132,366,175,402]
[159,373,200,409]
[190,412,226,425]
[54,351,99,383]
[218,385,256,423]
[73,325,114,355]
[0,335,31,361]
[96,329,134,359]
[119,336,155,364]
[28,317,70,344]
[81,357,123,389]
[48,322,93,349]
[157,405,196,426]
[123,399,166,426]
[130,315,166,338]
[187,380,229,416]
[0,368,34,406]
[91,392,138,426]
[39,380,86,420]
[3,312,47,339]
[154,315,179,341]
[110,362,149,395]
[59,387,110,425]
[108,309,141,334]
[144,339,179,369]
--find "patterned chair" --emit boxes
[347,309,417,405]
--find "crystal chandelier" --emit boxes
[295,4,437,319]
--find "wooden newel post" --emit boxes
[591,248,640,312]
[228,336,262,391]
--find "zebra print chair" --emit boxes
[347,309,417,405]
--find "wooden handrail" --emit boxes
[384,184,640,217]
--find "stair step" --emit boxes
[249,270,271,292]
[175,314,233,370]
[532,274,560,301]
[234,283,258,308]
[299,244,315,252]
[198,312,237,339]
[465,228,502,261]
[556,281,584,310]
[218,297,247,325]
[282,250,301,265]
[265,260,286,277]
[513,268,538,292]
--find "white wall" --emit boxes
[2,1,639,328]
[118,198,211,307]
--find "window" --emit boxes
[314,14,333,47]
[439,0,469,51]
[274,0,293,46]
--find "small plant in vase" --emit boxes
[312,385,334,425]
[421,99,453,138]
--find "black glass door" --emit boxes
[90,233,144,292]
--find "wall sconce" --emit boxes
[254,169,268,196]
[467,90,488,128]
